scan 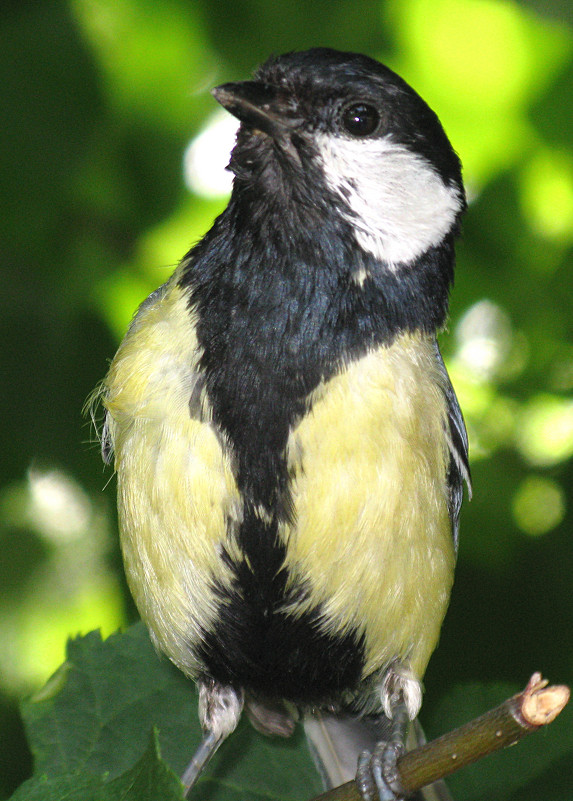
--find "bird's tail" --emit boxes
[304,711,454,801]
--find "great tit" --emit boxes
[96,48,470,799]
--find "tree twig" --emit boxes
[309,673,570,801]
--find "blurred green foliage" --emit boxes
[1,0,572,797]
[12,625,324,800]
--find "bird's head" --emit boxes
[212,48,466,270]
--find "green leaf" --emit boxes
[10,730,184,801]
[10,624,323,801]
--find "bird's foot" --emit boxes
[356,740,406,801]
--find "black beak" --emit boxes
[211,81,302,138]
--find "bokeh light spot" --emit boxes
[184,111,237,198]
[454,299,524,380]
[27,468,92,544]
[521,148,573,243]
[398,0,532,106]
[512,474,565,536]
[517,394,573,466]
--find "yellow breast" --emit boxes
[102,276,243,677]
[281,332,455,681]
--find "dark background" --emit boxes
[1,0,573,797]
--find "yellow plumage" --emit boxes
[101,272,454,697]
[283,335,454,683]
[102,272,243,676]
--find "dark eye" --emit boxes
[341,103,380,137]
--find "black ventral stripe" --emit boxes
[177,200,455,506]
[198,574,367,705]
[176,187,455,700]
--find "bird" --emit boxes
[95,48,470,800]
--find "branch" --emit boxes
[309,673,570,801]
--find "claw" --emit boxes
[355,682,411,801]
[356,749,377,801]
[356,741,406,801]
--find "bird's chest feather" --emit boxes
[104,277,455,702]
[281,336,455,679]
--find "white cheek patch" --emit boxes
[317,134,463,269]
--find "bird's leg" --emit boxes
[356,700,409,800]
[356,666,421,801]
[181,729,223,795]
[181,680,244,797]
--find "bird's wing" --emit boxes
[434,341,471,550]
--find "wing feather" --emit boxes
[434,342,471,550]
